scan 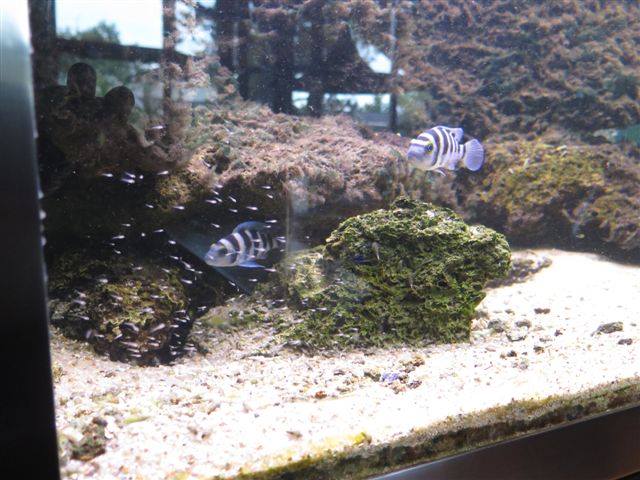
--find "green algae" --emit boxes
[51,363,64,383]
[201,302,268,331]
[453,141,640,257]
[209,378,640,480]
[123,414,151,425]
[210,430,376,480]
[477,143,605,237]
[69,418,108,462]
[153,166,211,214]
[49,250,187,329]
[47,248,194,364]
[271,198,510,348]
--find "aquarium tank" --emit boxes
[25,0,639,478]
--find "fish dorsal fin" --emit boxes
[435,126,464,143]
[233,221,267,234]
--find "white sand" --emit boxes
[53,249,640,479]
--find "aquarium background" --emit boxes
[27,1,640,479]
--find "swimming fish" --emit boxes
[205,221,280,268]
[593,123,640,146]
[407,126,484,174]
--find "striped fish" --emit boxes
[205,221,280,268]
[407,126,484,174]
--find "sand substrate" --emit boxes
[52,249,640,479]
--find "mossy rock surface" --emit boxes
[271,198,510,348]
[432,141,640,260]
[47,248,221,365]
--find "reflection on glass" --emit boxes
[28,0,640,478]
[56,0,163,48]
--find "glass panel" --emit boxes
[29,0,640,478]
[56,0,163,48]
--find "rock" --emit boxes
[507,329,528,342]
[266,198,510,348]
[515,319,532,328]
[51,363,64,383]
[380,372,402,383]
[534,307,551,314]
[486,251,552,288]
[397,3,640,140]
[618,338,633,345]
[39,65,415,363]
[594,322,624,335]
[487,320,506,333]
[185,102,409,246]
[401,354,425,371]
[286,430,303,440]
[429,141,640,261]
[47,248,224,365]
[69,417,108,461]
[391,383,407,394]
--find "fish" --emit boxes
[204,221,282,268]
[593,124,640,146]
[407,126,484,174]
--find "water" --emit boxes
[30,1,640,478]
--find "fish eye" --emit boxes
[426,143,434,153]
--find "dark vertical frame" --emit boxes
[28,0,58,90]
[0,2,60,478]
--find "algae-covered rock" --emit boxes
[39,66,410,364]
[69,417,108,462]
[47,248,221,365]
[394,2,640,141]
[270,198,510,348]
[431,141,640,260]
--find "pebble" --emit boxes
[507,329,528,342]
[618,338,633,345]
[500,350,518,358]
[594,322,623,335]
[488,320,506,333]
[407,380,422,389]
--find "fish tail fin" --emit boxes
[462,139,484,171]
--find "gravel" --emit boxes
[52,249,640,479]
